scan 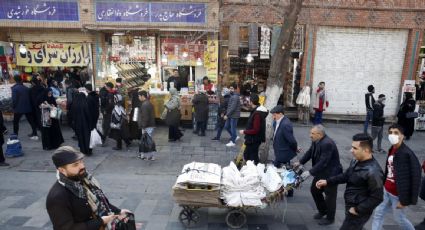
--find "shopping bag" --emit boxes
[50,107,62,119]
[89,129,102,148]
[139,133,156,153]
[96,113,103,135]
[111,213,136,230]
[5,134,23,158]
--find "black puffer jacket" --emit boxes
[372,102,385,127]
[327,158,383,216]
[385,143,421,206]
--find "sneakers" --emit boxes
[30,135,39,141]
[235,136,240,141]
[138,154,147,160]
[148,156,155,161]
[226,141,236,147]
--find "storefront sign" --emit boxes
[96,2,206,23]
[16,43,91,67]
[204,34,218,82]
[0,0,79,21]
[260,26,271,59]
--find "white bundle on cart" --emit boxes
[221,161,266,207]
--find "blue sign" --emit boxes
[0,0,79,21]
[96,2,206,24]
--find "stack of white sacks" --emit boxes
[221,161,284,207]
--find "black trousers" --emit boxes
[169,125,182,140]
[195,121,207,135]
[13,112,37,136]
[311,177,338,220]
[339,207,371,230]
[243,143,260,164]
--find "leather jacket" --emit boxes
[327,158,384,216]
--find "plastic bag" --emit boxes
[96,113,103,135]
[89,129,102,148]
[281,170,296,187]
[262,165,283,192]
[139,133,156,153]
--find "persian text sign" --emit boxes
[16,43,91,67]
[96,2,206,23]
[0,0,79,21]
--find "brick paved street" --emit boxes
[1,120,424,230]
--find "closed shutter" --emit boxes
[313,26,408,116]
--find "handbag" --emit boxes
[406,112,419,119]
[50,107,62,119]
[111,213,136,230]
[89,129,103,148]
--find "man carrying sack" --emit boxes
[46,146,132,229]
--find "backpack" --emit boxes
[5,134,23,157]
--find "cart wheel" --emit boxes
[179,206,200,228]
[225,209,247,229]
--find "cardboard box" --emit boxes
[180,104,193,121]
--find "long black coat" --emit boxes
[300,135,343,179]
[192,93,209,122]
[46,181,120,230]
[385,143,421,206]
[39,92,64,150]
[72,93,92,155]
[86,91,100,131]
[397,99,416,137]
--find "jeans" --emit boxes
[224,118,238,143]
[364,110,373,134]
[313,110,323,125]
[141,127,155,158]
[311,177,338,220]
[13,112,37,136]
[340,207,372,230]
[371,126,383,150]
[371,189,415,230]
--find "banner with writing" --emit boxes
[0,0,79,21]
[96,2,206,24]
[204,34,218,82]
[16,43,91,67]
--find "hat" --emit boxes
[270,105,284,114]
[52,146,84,168]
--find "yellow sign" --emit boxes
[204,34,218,83]
[16,43,91,67]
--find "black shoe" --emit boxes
[212,137,219,141]
[286,190,294,197]
[193,131,198,135]
[199,133,206,137]
[112,147,122,150]
[415,221,425,230]
[313,213,326,220]
[0,162,10,167]
[168,139,176,142]
[318,219,334,225]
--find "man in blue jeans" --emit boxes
[364,85,375,134]
[224,83,241,147]
[371,124,421,230]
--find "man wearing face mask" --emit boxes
[371,94,386,154]
[46,146,131,229]
[371,124,421,230]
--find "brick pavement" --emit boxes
[0,120,424,230]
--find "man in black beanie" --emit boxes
[46,146,131,229]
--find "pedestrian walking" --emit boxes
[137,90,156,160]
[85,84,100,135]
[64,79,77,135]
[364,85,375,134]
[71,89,92,155]
[46,146,132,229]
[165,88,183,142]
[239,94,268,164]
[312,82,328,125]
[39,89,64,150]
[224,83,241,147]
[128,90,141,140]
[295,125,343,225]
[316,133,384,230]
[109,94,131,150]
[397,92,416,140]
[11,75,38,139]
[0,110,9,167]
[212,87,230,141]
[371,124,421,230]
[192,90,209,136]
[99,82,116,144]
[371,94,386,153]
[296,84,311,124]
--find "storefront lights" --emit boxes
[182,51,188,58]
[161,54,168,63]
[246,53,253,63]
[19,44,27,54]
[196,58,203,66]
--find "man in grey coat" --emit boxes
[192,90,209,136]
[224,83,241,147]
[138,91,156,160]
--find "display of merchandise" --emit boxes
[0,83,13,112]
[207,103,219,130]
[415,100,425,131]
[116,62,148,89]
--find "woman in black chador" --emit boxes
[71,90,92,155]
[39,89,64,150]
[397,92,416,140]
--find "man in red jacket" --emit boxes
[313,82,328,125]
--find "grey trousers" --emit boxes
[371,126,383,150]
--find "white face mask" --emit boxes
[388,134,399,145]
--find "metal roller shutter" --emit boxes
[313,26,408,116]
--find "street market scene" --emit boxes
[0,0,425,230]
